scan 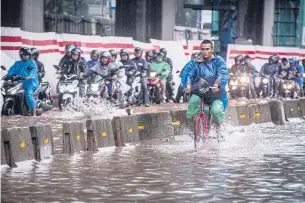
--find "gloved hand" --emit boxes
[25,76,31,80]
[185,84,191,93]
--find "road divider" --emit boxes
[62,122,86,154]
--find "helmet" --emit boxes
[30,47,40,57]
[120,49,130,56]
[134,47,143,54]
[109,49,118,58]
[273,54,280,62]
[75,46,82,52]
[100,51,111,64]
[65,44,75,53]
[90,50,99,60]
[71,48,81,61]
[19,47,31,60]
[156,52,165,61]
[145,51,153,58]
[160,48,167,57]
[191,78,210,98]
[234,55,244,63]
[281,57,288,63]
[289,58,297,66]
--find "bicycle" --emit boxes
[194,99,211,149]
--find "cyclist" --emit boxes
[181,40,229,135]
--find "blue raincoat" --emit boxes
[6,59,39,109]
[86,60,99,71]
[296,64,304,89]
[181,55,229,109]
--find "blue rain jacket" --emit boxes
[181,55,229,109]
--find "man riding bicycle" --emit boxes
[181,40,229,133]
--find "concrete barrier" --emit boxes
[226,105,251,126]
[86,119,115,151]
[283,99,302,119]
[137,111,174,140]
[269,100,285,125]
[29,125,54,161]
[62,122,86,154]
[300,98,305,117]
[248,103,272,124]
[112,115,140,146]
[170,109,194,135]
[1,136,7,166]
[1,127,35,167]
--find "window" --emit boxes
[274,0,299,47]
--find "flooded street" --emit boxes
[1,120,305,202]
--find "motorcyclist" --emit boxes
[152,49,159,61]
[131,47,149,107]
[281,58,297,80]
[57,47,86,108]
[160,48,175,102]
[273,54,283,71]
[151,52,170,103]
[85,51,118,101]
[86,50,99,70]
[239,55,258,99]
[120,49,137,103]
[181,40,228,134]
[229,55,243,76]
[3,47,39,116]
[290,58,304,97]
[175,52,202,103]
[281,58,290,71]
[75,46,86,63]
[260,55,281,97]
[145,51,154,69]
[58,44,75,69]
[30,47,45,83]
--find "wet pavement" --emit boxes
[1,120,305,202]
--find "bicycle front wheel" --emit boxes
[194,114,207,148]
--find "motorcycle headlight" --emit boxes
[1,89,6,95]
[59,88,65,93]
[283,84,287,89]
[230,80,238,86]
[240,76,247,83]
[232,86,237,90]
[91,84,99,92]
[303,73,305,78]
[263,78,269,84]
[288,84,293,89]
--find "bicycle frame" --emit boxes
[194,101,211,147]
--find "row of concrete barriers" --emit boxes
[1,99,305,167]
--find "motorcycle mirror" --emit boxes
[176,70,180,73]
[27,66,34,70]
[1,66,7,71]
[53,65,59,69]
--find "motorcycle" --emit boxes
[261,75,273,98]
[37,81,52,111]
[238,73,250,98]
[1,66,42,116]
[280,79,295,98]
[86,74,108,99]
[54,65,79,108]
[148,72,161,104]
[128,71,142,105]
[228,73,239,99]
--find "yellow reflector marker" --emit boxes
[102,131,107,136]
[138,125,144,130]
[76,135,80,140]
[44,138,49,144]
[254,112,260,117]
[290,108,294,112]
[20,141,25,148]
[172,121,180,125]
[240,114,246,118]
[128,128,133,133]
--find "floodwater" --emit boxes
[2,119,305,202]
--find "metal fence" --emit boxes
[44,13,115,36]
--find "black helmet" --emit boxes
[273,54,280,62]
[234,55,243,63]
[19,47,31,60]
[191,78,210,98]
[30,47,40,56]
[244,55,252,61]
[156,52,165,60]
[109,49,118,58]
[145,51,153,57]
[120,49,130,56]
[134,47,143,55]
[75,46,82,51]
[90,50,99,59]
[160,48,167,57]
[65,44,75,53]
[71,48,81,60]
[281,57,288,63]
